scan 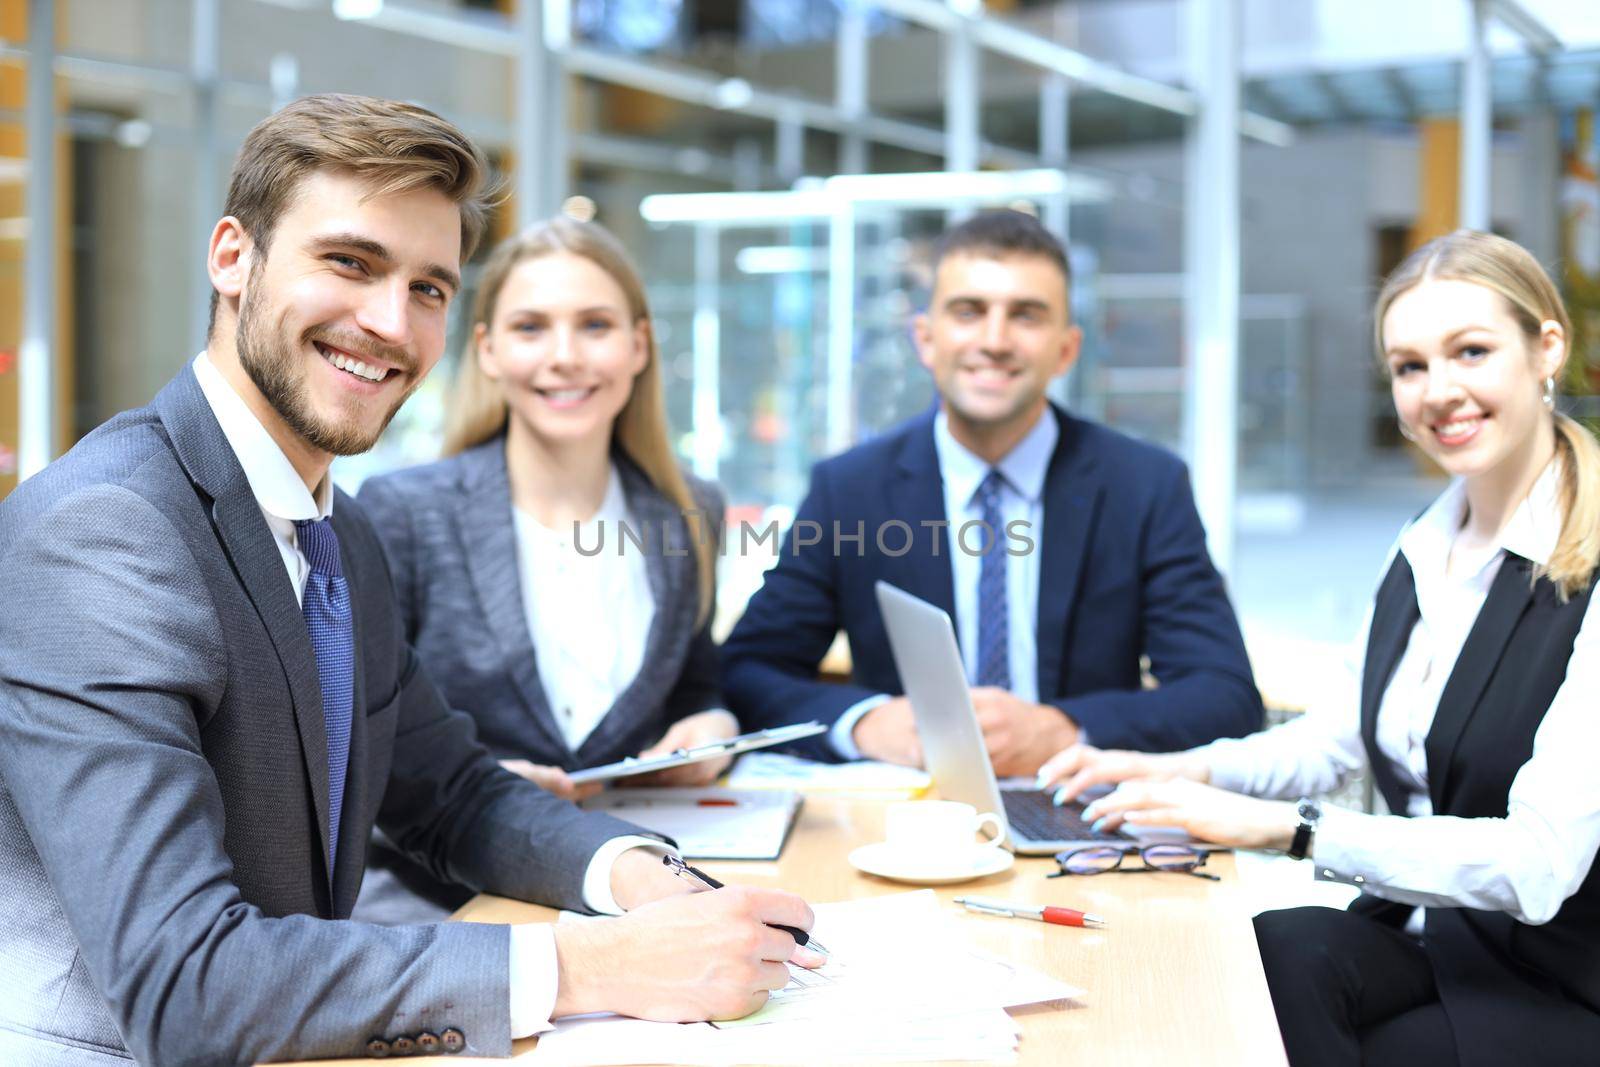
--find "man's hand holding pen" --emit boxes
[663,854,832,957]
[551,881,824,1022]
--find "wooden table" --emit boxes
[307,796,1286,1065]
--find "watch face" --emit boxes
[1297,799,1321,822]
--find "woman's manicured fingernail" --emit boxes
[1091,818,1108,833]
[1035,770,1052,790]
[1052,785,1070,807]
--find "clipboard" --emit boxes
[566,721,828,784]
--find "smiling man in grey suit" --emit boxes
[0,94,817,1066]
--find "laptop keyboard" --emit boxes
[1001,790,1126,844]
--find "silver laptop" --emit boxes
[874,579,1162,856]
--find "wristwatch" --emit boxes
[1288,797,1322,861]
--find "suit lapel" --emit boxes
[1360,554,1421,817]
[1034,409,1100,700]
[887,415,957,621]
[456,442,570,757]
[154,368,334,884]
[1424,554,1536,811]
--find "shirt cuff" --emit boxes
[830,694,891,761]
[516,836,673,1035]
[582,835,672,915]
[1305,805,1376,890]
[507,923,559,1038]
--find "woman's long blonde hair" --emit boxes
[442,216,715,626]
[1374,229,1600,599]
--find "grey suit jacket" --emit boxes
[356,437,727,772]
[0,367,645,1066]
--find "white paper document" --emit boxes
[533,1009,1020,1066]
[531,891,1081,1066]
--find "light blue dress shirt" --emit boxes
[830,407,1058,759]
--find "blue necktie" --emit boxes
[975,470,1011,689]
[295,518,353,872]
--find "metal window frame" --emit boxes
[7,0,1308,555]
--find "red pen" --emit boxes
[954,896,1106,929]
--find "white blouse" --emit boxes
[512,464,655,751]
[1199,460,1600,927]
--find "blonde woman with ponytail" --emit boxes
[1039,231,1600,1064]
[353,217,734,922]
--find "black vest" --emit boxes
[1359,552,1600,1064]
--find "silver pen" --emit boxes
[954,895,1107,929]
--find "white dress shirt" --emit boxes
[1199,460,1600,929]
[512,467,655,752]
[192,354,659,1036]
[830,408,1057,758]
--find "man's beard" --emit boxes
[235,268,417,457]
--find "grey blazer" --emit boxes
[0,367,644,1066]
[356,436,727,772]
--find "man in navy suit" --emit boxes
[722,210,1261,775]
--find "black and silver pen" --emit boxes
[663,854,831,956]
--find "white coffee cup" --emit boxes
[883,800,1006,859]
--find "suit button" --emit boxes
[440,1028,466,1053]
[391,1035,417,1055]
[416,1032,441,1053]
[365,1037,391,1057]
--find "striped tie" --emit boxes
[974,470,1011,689]
[295,518,353,871]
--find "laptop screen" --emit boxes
[874,580,1016,847]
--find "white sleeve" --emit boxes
[1309,591,1600,924]
[507,924,559,1038]
[1194,612,1371,801]
[581,835,671,915]
[508,834,673,1035]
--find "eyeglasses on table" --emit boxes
[1048,843,1220,881]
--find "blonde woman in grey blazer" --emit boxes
[356,217,735,921]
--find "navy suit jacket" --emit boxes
[721,404,1262,761]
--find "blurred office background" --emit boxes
[6,0,1600,708]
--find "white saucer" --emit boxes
[848,842,1014,885]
